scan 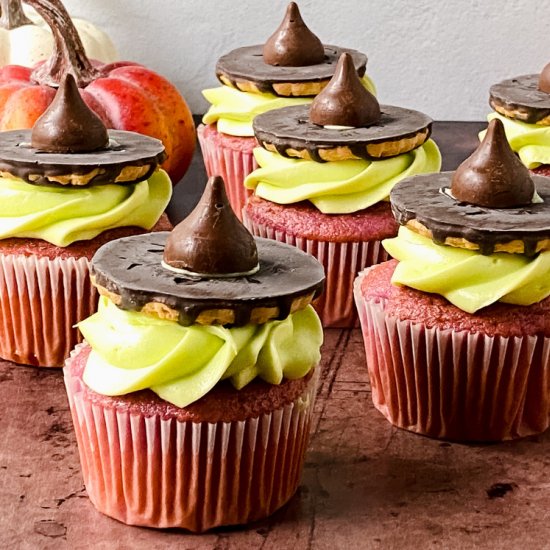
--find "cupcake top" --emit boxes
[91,175,325,326]
[384,118,550,313]
[244,53,441,214]
[0,74,171,246]
[80,175,325,407]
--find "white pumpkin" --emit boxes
[0,3,117,66]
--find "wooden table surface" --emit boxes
[2,122,549,550]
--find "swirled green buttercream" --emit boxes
[202,75,377,137]
[485,112,550,169]
[80,297,323,407]
[383,226,550,313]
[244,140,441,214]
[0,170,171,246]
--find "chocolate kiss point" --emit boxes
[309,52,381,127]
[539,61,550,93]
[451,118,534,208]
[31,74,109,154]
[263,2,325,67]
[163,176,259,277]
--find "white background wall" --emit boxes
[63,0,550,121]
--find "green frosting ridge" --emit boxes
[384,226,550,313]
[485,112,550,168]
[244,140,441,214]
[80,297,323,408]
[0,170,172,246]
[202,75,377,137]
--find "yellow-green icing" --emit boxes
[80,297,323,408]
[244,140,441,214]
[0,170,171,246]
[202,75,377,137]
[485,112,550,169]
[383,226,550,313]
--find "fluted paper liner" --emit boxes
[354,272,550,441]
[197,124,256,221]
[64,344,318,532]
[243,210,389,328]
[0,254,96,367]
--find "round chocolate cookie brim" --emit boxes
[216,44,367,97]
[390,172,550,256]
[91,233,325,327]
[0,130,166,187]
[253,104,432,161]
[489,74,550,125]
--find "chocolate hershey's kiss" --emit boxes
[163,176,259,277]
[309,52,381,127]
[451,118,534,208]
[263,2,325,67]
[31,74,109,154]
[539,61,550,93]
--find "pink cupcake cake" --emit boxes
[198,2,375,220]
[244,53,441,327]
[487,60,550,176]
[64,176,325,531]
[354,118,550,441]
[0,74,172,367]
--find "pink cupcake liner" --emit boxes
[64,344,318,532]
[0,254,96,367]
[354,274,550,441]
[243,211,389,328]
[197,124,256,221]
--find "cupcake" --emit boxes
[487,61,550,175]
[243,53,441,327]
[0,74,172,367]
[354,118,550,442]
[198,2,375,220]
[63,175,325,532]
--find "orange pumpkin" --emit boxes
[0,0,195,183]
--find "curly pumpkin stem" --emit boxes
[24,0,100,87]
[0,0,32,29]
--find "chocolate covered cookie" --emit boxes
[216,3,367,97]
[92,176,325,326]
[391,119,550,255]
[0,75,166,186]
[253,54,432,161]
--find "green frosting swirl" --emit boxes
[0,170,172,246]
[244,140,441,214]
[486,112,550,168]
[202,75,377,137]
[80,297,323,408]
[383,226,550,313]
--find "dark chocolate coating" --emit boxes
[309,52,380,127]
[164,176,258,276]
[263,2,325,67]
[0,130,166,186]
[390,172,550,256]
[92,233,325,326]
[451,118,534,208]
[31,73,109,153]
[253,104,432,161]
[216,45,367,96]
[489,74,550,124]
